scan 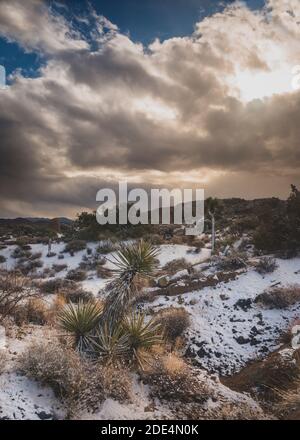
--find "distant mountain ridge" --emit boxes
[0,217,73,225]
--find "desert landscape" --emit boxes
[0,186,300,420]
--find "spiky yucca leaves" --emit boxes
[122,312,163,369]
[58,301,103,351]
[112,240,159,276]
[101,240,158,325]
[88,322,129,363]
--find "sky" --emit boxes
[0,0,299,218]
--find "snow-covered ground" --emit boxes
[0,242,210,296]
[150,257,300,375]
[0,239,299,419]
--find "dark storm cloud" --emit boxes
[0,0,300,216]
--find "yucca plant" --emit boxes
[58,300,103,351]
[101,240,159,324]
[88,322,129,363]
[111,240,159,276]
[122,312,163,369]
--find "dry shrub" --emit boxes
[155,307,190,341]
[162,258,191,274]
[14,298,49,326]
[41,278,77,294]
[224,348,300,406]
[66,269,87,282]
[214,252,248,271]
[52,264,68,273]
[64,240,86,254]
[0,350,6,374]
[64,289,95,304]
[29,252,42,261]
[19,341,104,414]
[19,341,131,414]
[255,284,300,309]
[255,257,278,275]
[142,353,210,403]
[101,364,132,403]
[0,271,35,323]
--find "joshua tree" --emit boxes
[206,197,221,255]
[100,240,158,326]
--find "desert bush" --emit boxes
[162,258,191,274]
[41,278,76,294]
[96,240,117,255]
[64,240,86,254]
[15,238,31,249]
[52,263,68,273]
[155,307,190,341]
[17,259,43,275]
[18,341,105,413]
[58,301,103,351]
[255,257,278,275]
[255,284,300,309]
[142,354,210,403]
[29,252,42,261]
[0,256,6,264]
[64,289,94,304]
[101,364,132,403]
[214,252,247,271]
[14,298,49,326]
[11,247,31,259]
[0,350,6,374]
[0,271,34,323]
[66,269,87,282]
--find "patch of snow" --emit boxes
[150,257,300,375]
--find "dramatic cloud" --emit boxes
[0,0,300,217]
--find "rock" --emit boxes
[156,276,170,288]
[235,336,250,345]
[36,411,54,420]
[234,298,252,312]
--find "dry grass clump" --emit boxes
[142,353,210,404]
[255,284,300,309]
[155,307,190,342]
[255,257,278,275]
[14,298,50,326]
[19,340,131,414]
[162,258,191,275]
